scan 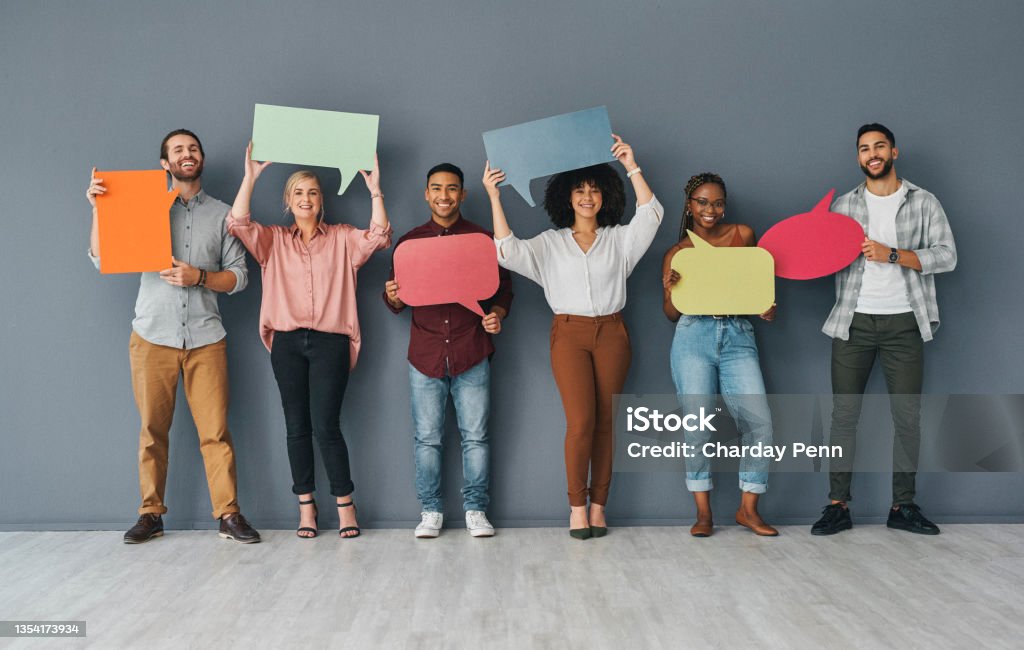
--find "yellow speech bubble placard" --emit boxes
[670,231,775,315]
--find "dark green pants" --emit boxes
[829,312,924,506]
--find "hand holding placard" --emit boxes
[670,231,775,315]
[393,234,499,316]
[482,106,617,206]
[94,170,178,274]
[250,104,379,195]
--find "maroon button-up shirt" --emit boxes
[385,215,514,379]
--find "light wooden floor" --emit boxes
[1,525,1022,649]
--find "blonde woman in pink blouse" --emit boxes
[227,142,392,539]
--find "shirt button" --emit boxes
[444,320,448,324]
[445,339,449,343]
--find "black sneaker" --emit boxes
[887,504,940,535]
[811,503,852,536]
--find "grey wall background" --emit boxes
[2,0,1022,530]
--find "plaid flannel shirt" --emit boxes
[822,179,957,342]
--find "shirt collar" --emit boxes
[854,177,918,196]
[428,214,463,234]
[289,221,329,238]
[175,188,207,208]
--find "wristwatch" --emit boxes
[888,248,900,264]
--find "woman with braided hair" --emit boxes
[661,173,779,537]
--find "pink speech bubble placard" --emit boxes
[393,233,499,316]
[757,190,864,280]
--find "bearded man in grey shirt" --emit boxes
[87,129,260,544]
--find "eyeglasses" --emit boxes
[689,197,726,210]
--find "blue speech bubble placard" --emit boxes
[482,106,617,206]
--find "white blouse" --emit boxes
[494,197,664,316]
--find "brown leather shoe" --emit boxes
[690,517,714,537]
[218,513,261,544]
[735,510,779,537]
[124,514,164,544]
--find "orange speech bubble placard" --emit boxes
[670,231,775,315]
[393,233,499,317]
[757,190,864,280]
[95,170,178,274]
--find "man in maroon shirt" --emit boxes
[384,163,513,538]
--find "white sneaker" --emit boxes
[415,511,443,538]
[466,510,495,537]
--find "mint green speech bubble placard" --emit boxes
[251,104,379,195]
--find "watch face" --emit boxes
[889,248,899,263]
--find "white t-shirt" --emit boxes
[856,184,912,314]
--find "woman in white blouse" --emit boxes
[484,135,662,538]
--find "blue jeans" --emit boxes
[409,358,491,513]
[669,316,773,493]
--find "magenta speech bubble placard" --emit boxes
[393,233,499,316]
[757,190,864,280]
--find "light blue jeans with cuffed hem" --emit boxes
[669,315,772,494]
[409,359,491,513]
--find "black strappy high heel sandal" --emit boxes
[338,500,360,539]
[296,498,318,539]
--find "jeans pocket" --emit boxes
[677,314,698,327]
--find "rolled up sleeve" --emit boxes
[621,196,664,274]
[220,219,249,295]
[914,200,956,276]
[494,231,545,285]
[348,222,393,270]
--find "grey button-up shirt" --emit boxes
[823,179,957,342]
[90,189,248,349]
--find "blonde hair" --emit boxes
[282,170,324,221]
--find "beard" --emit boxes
[169,159,204,182]
[860,156,893,180]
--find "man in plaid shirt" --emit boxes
[812,123,957,537]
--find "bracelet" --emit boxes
[370,191,383,199]
[196,269,206,287]
[626,167,643,178]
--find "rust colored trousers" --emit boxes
[549,314,631,507]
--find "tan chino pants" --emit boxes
[128,331,239,519]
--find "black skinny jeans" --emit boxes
[270,329,354,497]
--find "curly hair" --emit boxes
[680,172,727,240]
[543,164,626,228]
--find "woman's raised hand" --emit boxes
[483,161,505,199]
[360,153,382,195]
[243,141,272,181]
[611,134,638,172]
